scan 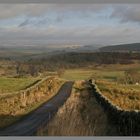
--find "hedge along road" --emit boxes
[0,81,74,136]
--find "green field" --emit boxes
[61,68,124,81]
[61,63,140,81]
[0,77,40,94]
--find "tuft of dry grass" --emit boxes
[37,80,117,136]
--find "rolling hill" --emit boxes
[99,43,140,52]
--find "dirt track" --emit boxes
[0,81,73,136]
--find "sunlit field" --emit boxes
[61,67,124,81]
[96,80,140,110]
[0,77,40,94]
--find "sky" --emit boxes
[0,4,140,46]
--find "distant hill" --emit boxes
[99,43,140,52]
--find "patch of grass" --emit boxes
[0,77,39,94]
[61,68,124,82]
[61,69,93,81]
[96,80,140,110]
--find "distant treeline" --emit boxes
[1,52,140,76]
[27,52,140,69]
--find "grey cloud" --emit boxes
[1,4,140,24]
[18,16,51,27]
[0,4,50,19]
[111,4,140,23]
[0,4,108,19]
[18,19,30,27]
[0,25,140,45]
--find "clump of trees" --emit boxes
[15,63,38,77]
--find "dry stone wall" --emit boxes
[0,76,64,128]
[91,83,140,136]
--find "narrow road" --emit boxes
[0,81,73,136]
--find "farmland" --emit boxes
[1,3,140,136]
[0,77,40,94]
[61,63,140,111]
[1,51,140,135]
[61,68,123,81]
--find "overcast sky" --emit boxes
[0,4,140,46]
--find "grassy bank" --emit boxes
[0,77,65,128]
[96,80,140,110]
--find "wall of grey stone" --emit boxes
[90,83,140,136]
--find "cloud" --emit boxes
[18,19,30,27]
[1,4,140,24]
[0,24,140,45]
[0,4,108,19]
[0,4,50,19]
[111,4,140,23]
[0,4,109,29]
[18,17,50,27]
[0,4,140,46]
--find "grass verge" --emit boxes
[0,77,65,128]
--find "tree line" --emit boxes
[1,52,140,77]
